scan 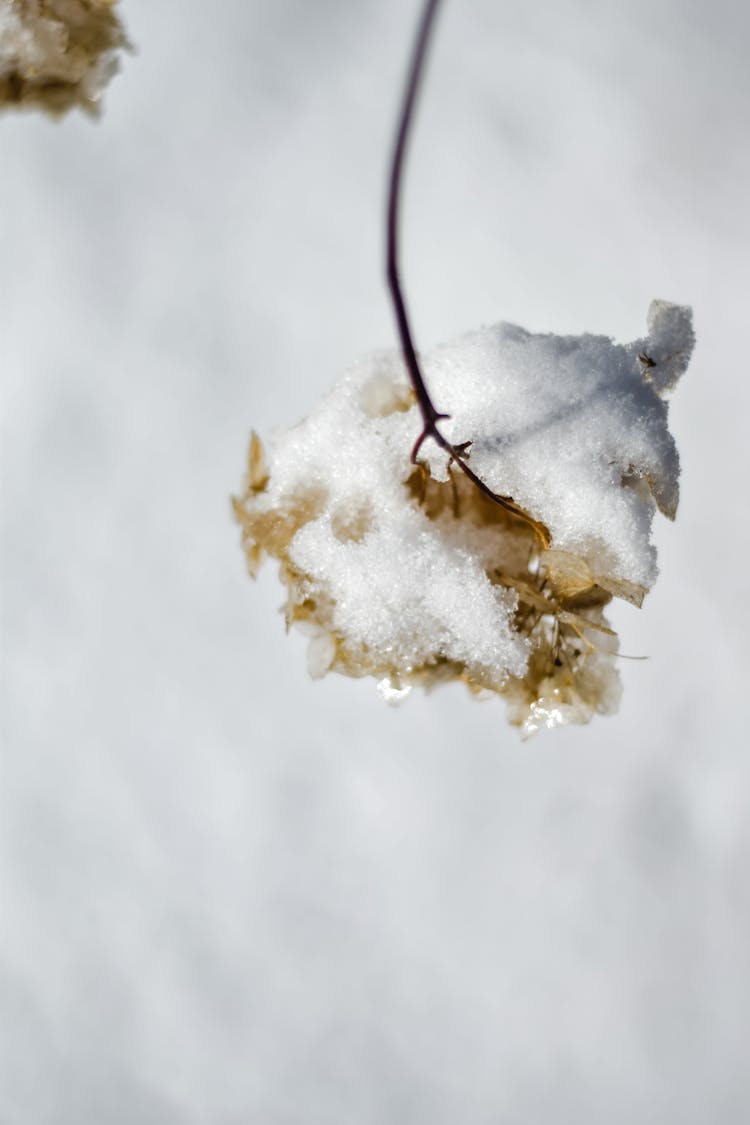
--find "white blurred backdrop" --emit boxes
[2,1,749,1121]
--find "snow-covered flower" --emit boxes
[234,300,693,736]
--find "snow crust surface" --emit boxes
[236,300,693,733]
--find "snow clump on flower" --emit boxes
[234,300,694,736]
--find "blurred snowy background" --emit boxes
[2,0,749,1121]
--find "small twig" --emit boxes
[386,0,550,547]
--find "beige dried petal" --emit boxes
[595,574,646,608]
[557,610,617,638]
[541,549,595,599]
[248,431,269,492]
[245,543,263,579]
[498,575,554,614]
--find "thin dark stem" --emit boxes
[386,0,443,437]
[385,0,550,547]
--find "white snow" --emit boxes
[235,300,693,732]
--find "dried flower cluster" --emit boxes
[0,0,128,115]
[234,302,693,735]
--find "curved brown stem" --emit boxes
[385,0,550,548]
[386,0,443,437]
